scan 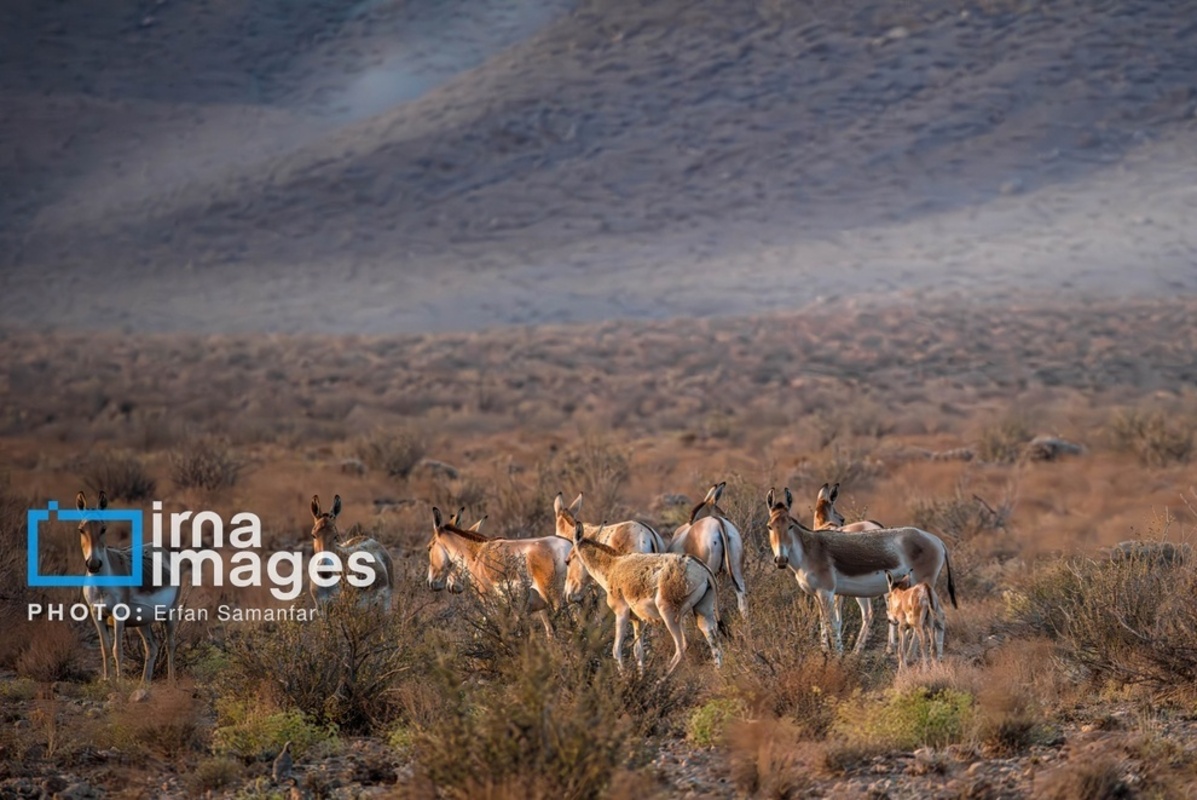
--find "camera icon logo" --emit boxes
[27,500,145,588]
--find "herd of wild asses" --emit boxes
[70,480,1189,684]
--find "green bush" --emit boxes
[211,699,336,760]
[833,687,974,750]
[686,698,744,747]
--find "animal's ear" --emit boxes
[451,506,465,526]
[76,491,87,511]
[553,492,564,515]
[830,483,840,502]
[703,484,718,503]
[713,482,726,503]
[331,495,342,518]
[98,492,108,510]
[311,495,322,519]
[817,483,830,501]
[573,520,585,544]
[432,507,444,530]
[783,488,793,510]
[766,488,776,509]
[469,515,487,532]
[569,493,583,515]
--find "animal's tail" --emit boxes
[715,517,746,596]
[643,522,667,554]
[689,555,728,636]
[944,549,958,609]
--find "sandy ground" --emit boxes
[2,0,1196,334]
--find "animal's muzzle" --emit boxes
[86,558,102,574]
[774,555,788,569]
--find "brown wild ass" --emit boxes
[310,495,395,609]
[885,573,946,668]
[426,507,571,635]
[668,482,748,615]
[766,487,956,654]
[569,521,725,674]
[812,482,890,651]
[555,492,665,602]
[75,491,179,684]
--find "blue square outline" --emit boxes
[27,501,144,588]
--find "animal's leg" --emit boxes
[897,625,909,669]
[852,596,873,654]
[612,610,629,673]
[112,618,125,681]
[631,618,645,674]
[818,591,843,654]
[694,587,723,668]
[137,627,159,685]
[165,618,177,682]
[934,618,945,661]
[92,610,112,681]
[660,605,688,674]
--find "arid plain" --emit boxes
[3,0,1197,798]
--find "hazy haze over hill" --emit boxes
[2,0,1195,333]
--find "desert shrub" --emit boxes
[976,416,1034,464]
[80,450,157,501]
[1012,555,1197,698]
[211,699,336,760]
[223,590,426,733]
[14,621,84,682]
[832,686,974,750]
[412,634,658,800]
[1033,757,1131,800]
[686,697,744,747]
[727,718,816,799]
[185,756,245,794]
[735,650,866,741]
[102,686,205,759]
[169,437,244,491]
[1107,409,1193,466]
[548,436,631,521]
[793,445,884,493]
[0,482,33,662]
[354,427,427,478]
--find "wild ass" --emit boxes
[766,487,957,654]
[569,521,725,674]
[813,483,884,533]
[885,573,946,668]
[555,492,665,602]
[426,507,571,635]
[310,495,395,609]
[75,491,179,684]
[813,482,887,650]
[668,482,748,615]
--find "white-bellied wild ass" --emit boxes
[310,494,395,609]
[885,573,945,668]
[668,482,748,615]
[813,482,888,650]
[75,491,179,684]
[426,507,571,635]
[555,491,665,601]
[569,521,725,674]
[766,487,957,654]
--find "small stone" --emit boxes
[129,687,150,703]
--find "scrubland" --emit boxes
[3,296,1197,798]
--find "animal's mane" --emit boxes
[437,522,493,543]
[580,537,620,556]
[688,501,728,525]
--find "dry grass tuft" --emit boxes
[14,622,84,683]
[726,718,817,799]
[169,436,245,491]
[80,450,157,501]
[354,427,428,478]
[1106,408,1194,467]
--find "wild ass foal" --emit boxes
[884,573,946,668]
[310,494,395,609]
[668,482,748,615]
[766,487,956,654]
[75,491,179,684]
[569,521,725,674]
[555,492,665,602]
[426,507,571,635]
